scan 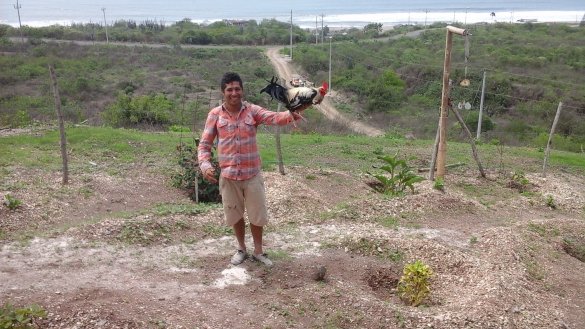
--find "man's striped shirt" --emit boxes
[198,102,299,181]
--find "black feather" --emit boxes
[259,76,290,108]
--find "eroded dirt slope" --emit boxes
[1,164,584,329]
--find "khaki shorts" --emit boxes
[219,173,268,227]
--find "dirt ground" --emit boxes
[1,159,585,328]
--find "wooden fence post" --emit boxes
[48,64,69,184]
[542,102,563,177]
[436,25,468,180]
[275,103,285,175]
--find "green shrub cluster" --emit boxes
[172,142,221,203]
[102,92,176,127]
[3,194,22,210]
[0,303,46,328]
[397,260,433,307]
[368,153,424,196]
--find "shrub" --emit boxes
[507,171,530,193]
[102,92,176,127]
[367,153,424,196]
[397,260,433,306]
[433,177,445,191]
[545,195,557,209]
[0,303,47,328]
[3,194,22,210]
[172,141,221,203]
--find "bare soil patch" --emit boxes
[1,163,585,328]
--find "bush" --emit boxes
[172,142,221,203]
[0,303,46,328]
[102,92,176,127]
[367,153,424,196]
[3,194,22,210]
[397,260,433,306]
[464,111,495,133]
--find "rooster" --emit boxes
[260,76,328,113]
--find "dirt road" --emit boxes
[266,47,384,137]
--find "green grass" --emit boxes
[1,126,583,184]
[375,216,400,229]
[0,126,184,177]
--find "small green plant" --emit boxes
[373,146,384,155]
[376,216,399,229]
[202,223,232,238]
[397,260,433,306]
[367,153,425,196]
[545,195,557,209]
[340,144,352,154]
[168,125,190,133]
[117,220,173,245]
[342,237,404,261]
[507,171,530,192]
[433,177,445,191]
[0,303,47,328]
[3,194,22,210]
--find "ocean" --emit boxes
[1,0,584,29]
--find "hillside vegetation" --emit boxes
[0,22,584,151]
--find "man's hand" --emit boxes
[202,167,218,184]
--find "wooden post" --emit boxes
[275,103,285,175]
[48,64,69,185]
[429,124,440,180]
[436,25,468,180]
[476,70,487,140]
[542,102,563,177]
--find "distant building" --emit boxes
[223,19,248,27]
[516,18,538,23]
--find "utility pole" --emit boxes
[320,13,325,44]
[328,36,332,91]
[315,16,318,44]
[477,70,487,140]
[102,7,109,43]
[435,25,468,180]
[290,10,293,60]
[424,9,429,28]
[14,0,24,44]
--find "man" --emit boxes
[198,72,310,266]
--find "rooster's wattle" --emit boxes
[260,76,328,112]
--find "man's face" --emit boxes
[222,81,243,107]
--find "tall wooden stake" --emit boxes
[477,70,487,140]
[436,25,468,179]
[290,10,293,60]
[429,125,440,180]
[542,102,563,177]
[48,64,69,184]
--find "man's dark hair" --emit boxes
[220,72,243,91]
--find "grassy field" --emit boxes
[1,126,583,184]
